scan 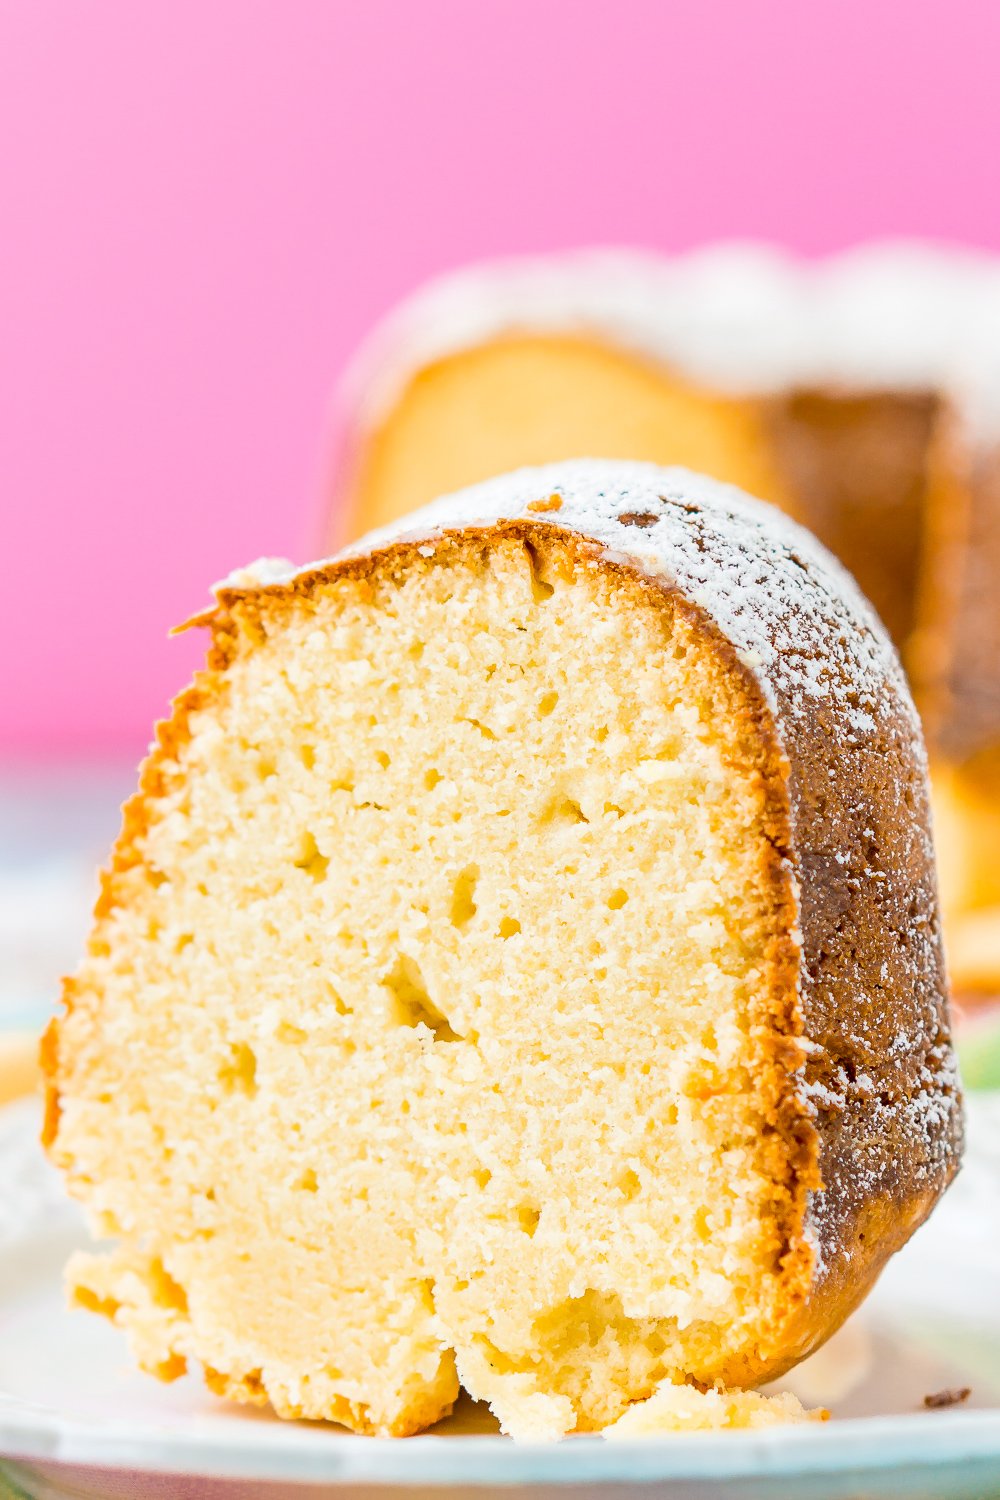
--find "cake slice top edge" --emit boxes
[214,459,917,750]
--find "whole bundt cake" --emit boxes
[43,461,962,1439]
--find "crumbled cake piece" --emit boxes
[923,1387,971,1410]
[604,1381,826,1436]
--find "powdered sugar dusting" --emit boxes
[341,458,917,748]
[252,454,924,787]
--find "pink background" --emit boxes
[4,1,1000,754]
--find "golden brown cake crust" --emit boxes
[43,460,962,1425]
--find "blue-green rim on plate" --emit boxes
[1,1400,1000,1487]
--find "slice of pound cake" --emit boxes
[42,460,962,1440]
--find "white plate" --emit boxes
[1,1096,999,1499]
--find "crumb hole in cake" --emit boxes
[293,1167,319,1193]
[276,1020,307,1044]
[604,802,625,819]
[595,725,609,743]
[73,1286,121,1319]
[532,1289,640,1350]
[218,1041,258,1096]
[424,767,442,790]
[473,1166,492,1189]
[475,1333,521,1376]
[498,916,521,938]
[174,933,194,953]
[540,794,589,827]
[294,831,330,882]
[407,639,424,660]
[450,865,479,928]
[375,750,391,769]
[149,1257,189,1313]
[461,716,497,741]
[653,734,683,761]
[538,690,559,718]
[517,1203,541,1237]
[385,954,462,1041]
[323,979,351,1016]
[607,888,629,910]
[94,1206,126,1237]
[298,743,316,770]
[524,541,555,602]
[701,1022,717,1050]
[255,753,277,781]
[616,1167,641,1202]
